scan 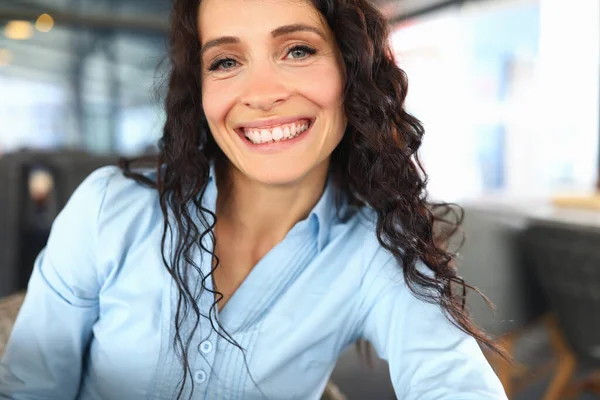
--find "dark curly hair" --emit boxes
[121,0,509,398]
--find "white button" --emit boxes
[200,340,213,354]
[194,370,207,384]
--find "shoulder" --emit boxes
[87,166,163,259]
[343,206,436,306]
[348,206,432,278]
[64,165,119,212]
[327,206,407,309]
[59,165,159,233]
[98,165,158,208]
[341,206,402,280]
[52,166,118,234]
[64,165,157,208]
[42,166,161,298]
[96,166,160,221]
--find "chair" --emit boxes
[519,219,600,399]
[0,292,25,357]
[0,150,117,298]
[328,342,395,400]
[446,203,548,397]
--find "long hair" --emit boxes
[121,0,509,397]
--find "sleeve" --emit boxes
[359,249,508,400]
[0,166,118,399]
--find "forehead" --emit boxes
[198,0,325,40]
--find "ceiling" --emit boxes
[0,0,465,106]
[375,0,461,21]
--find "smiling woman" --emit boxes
[200,0,346,185]
[0,1,508,400]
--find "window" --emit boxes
[391,0,599,201]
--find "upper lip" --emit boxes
[234,116,313,131]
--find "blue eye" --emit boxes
[207,45,317,72]
[209,58,238,71]
[286,45,317,60]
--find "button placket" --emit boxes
[193,369,207,384]
[199,340,213,354]
[193,341,214,391]
[192,268,218,391]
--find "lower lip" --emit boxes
[237,121,314,153]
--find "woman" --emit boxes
[0,0,508,399]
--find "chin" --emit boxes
[243,164,313,187]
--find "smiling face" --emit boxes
[199,0,347,186]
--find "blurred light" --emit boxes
[29,170,55,202]
[3,20,34,40]
[0,49,12,66]
[35,14,54,33]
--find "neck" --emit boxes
[215,160,329,248]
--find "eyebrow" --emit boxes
[200,24,326,56]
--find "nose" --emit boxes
[240,64,290,112]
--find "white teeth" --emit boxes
[243,120,311,144]
[272,127,283,141]
[260,129,271,142]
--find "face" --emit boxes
[199,0,347,186]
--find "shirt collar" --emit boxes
[206,162,336,252]
[309,175,336,252]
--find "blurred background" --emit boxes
[0,0,599,399]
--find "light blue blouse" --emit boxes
[0,165,506,400]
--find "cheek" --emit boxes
[201,81,236,131]
[295,63,345,113]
